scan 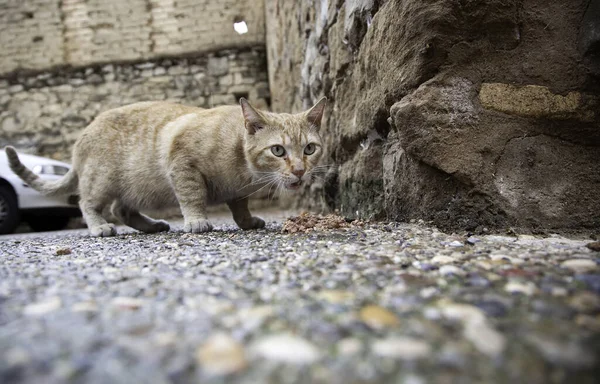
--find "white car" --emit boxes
[0,150,81,234]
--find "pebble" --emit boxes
[440,303,506,357]
[337,338,363,355]
[550,286,568,297]
[55,247,72,255]
[371,337,431,360]
[568,291,600,313]
[468,274,491,287]
[317,290,355,304]
[4,347,31,366]
[111,297,145,310]
[23,297,62,316]
[575,274,600,293]
[439,265,466,276]
[527,335,595,368]
[251,334,321,364]
[561,259,598,273]
[463,319,506,357]
[504,281,537,296]
[71,301,98,312]
[154,332,178,347]
[359,305,400,329]
[466,236,481,245]
[586,241,600,251]
[196,333,247,376]
[575,314,600,331]
[431,255,456,265]
[237,305,274,330]
[490,254,524,265]
[474,299,508,317]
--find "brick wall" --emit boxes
[0,0,265,74]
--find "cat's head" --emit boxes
[240,97,326,190]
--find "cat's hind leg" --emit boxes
[79,198,116,237]
[111,200,170,234]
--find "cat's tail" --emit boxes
[5,146,79,196]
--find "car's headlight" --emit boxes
[32,164,70,176]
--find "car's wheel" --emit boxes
[27,216,71,232]
[0,185,20,235]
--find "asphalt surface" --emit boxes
[0,209,599,383]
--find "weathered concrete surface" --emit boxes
[1,211,599,383]
[265,0,600,232]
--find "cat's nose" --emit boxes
[292,169,305,179]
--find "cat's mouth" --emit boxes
[287,180,303,190]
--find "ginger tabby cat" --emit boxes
[5,98,326,237]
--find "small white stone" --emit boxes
[551,287,568,297]
[420,287,438,299]
[23,297,61,316]
[71,301,98,312]
[423,307,442,320]
[154,332,178,347]
[448,240,464,247]
[440,303,505,357]
[440,303,485,324]
[463,318,506,357]
[238,305,274,331]
[505,281,537,296]
[337,338,363,355]
[561,259,597,273]
[251,334,321,364]
[197,333,247,376]
[371,337,431,360]
[111,297,145,310]
[431,255,456,265]
[439,265,466,276]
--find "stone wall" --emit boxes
[0,0,269,161]
[266,0,600,232]
[0,0,265,74]
[0,48,269,160]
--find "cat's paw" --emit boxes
[183,218,213,233]
[144,219,170,233]
[237,216,265,230]
[90,224,117,237]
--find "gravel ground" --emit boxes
[0,209,599,383]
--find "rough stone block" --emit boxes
[266,0,600,232]
[479,83,595,121]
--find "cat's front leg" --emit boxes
[169,163,213,233]
[227,198,265,230]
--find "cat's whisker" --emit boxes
[267,177,280,199]
[236,174,279,191]
[238,178,279,200]
[274,179,286,200]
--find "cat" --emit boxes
[5,97,326,237]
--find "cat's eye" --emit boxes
[304,143,316,155]
[271,145,286,157]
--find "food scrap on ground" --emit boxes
[282,212,365,233]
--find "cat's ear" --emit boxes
[305,97,327,130]
[240,98,266,135]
